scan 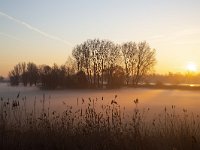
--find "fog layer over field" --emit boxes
[0,83,200,115]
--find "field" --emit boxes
[1,83,200,150]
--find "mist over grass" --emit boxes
[1,94,200,150]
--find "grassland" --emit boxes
[0,94,200,150]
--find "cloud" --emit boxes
[0,11,72,47]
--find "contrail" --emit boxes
[0,11,72,47]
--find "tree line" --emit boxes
[146,72,200,85]
[8,39,156,89]
[0,76,4,82]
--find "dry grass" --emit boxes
[0,94,200,150]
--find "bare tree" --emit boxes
[72,39,120,88]
[38,65,50,86]
[105,43,121,86]
[8,63,22,85]
[27,62,38,86]
[65,56,76,76]
[20,62,28,86]
[133,41,156,85]
[121,42,137,85]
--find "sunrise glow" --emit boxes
[186,62,197,72]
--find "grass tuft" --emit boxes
[0,95,200,150]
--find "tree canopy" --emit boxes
[8,39,156,88]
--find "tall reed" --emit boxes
[0,94,199,150]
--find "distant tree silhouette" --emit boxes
[72,39,121,88]
[8,39,156,89]
[145,72,200,85]
[64,57,78,88]
[50,64,60,88]
[65,56,76,76]
[76,70,88,88]
[28,40,155,89]
[9,62,39,86]
[132,41,156,85]
[58,65,67,87]
[121,42,137,85]
[106,65,125,88]
[0,76,4,82]
[9,63,21,85]
[20,62,28,86]
[39,65,53,88]
[37,63,88,89]
[27,62,38,86]
[104,43,121,87]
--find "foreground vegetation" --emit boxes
[0,95,199,150]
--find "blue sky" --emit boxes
[1,0,200,76]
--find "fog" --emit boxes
[1,83,200,115]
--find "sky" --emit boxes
[0,0,200,77]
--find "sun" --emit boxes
[186,62,197,72]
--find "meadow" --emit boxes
[0,84,200,150]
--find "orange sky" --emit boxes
[0,0,200,77]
